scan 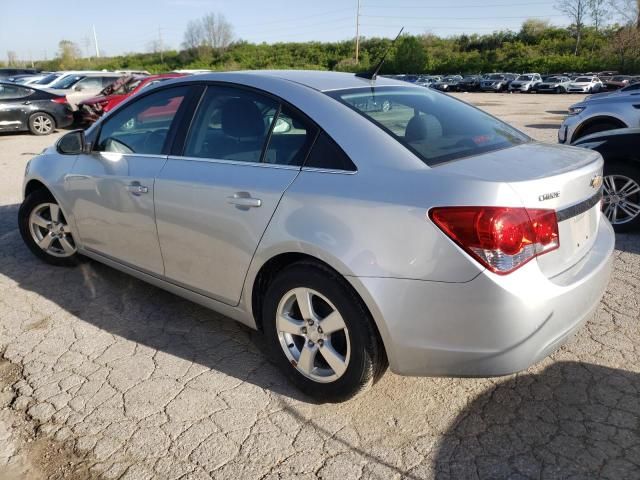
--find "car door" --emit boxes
[65,85,193,275]
[0,84,32,131]
[154,85,317,305]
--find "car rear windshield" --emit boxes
[517,75,533,81]
[487,74,504,80]
[575,77,591,82]
[327,86,529,167]
[50,75,84,89]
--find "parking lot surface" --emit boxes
[0,92,638,479]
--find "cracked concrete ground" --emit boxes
[0,93,639,479]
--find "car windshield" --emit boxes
[575,77,591,82]
[327,86,529,167]
[516,75,533,81]
[488,74,504,80]
[35,73,60,85]
[442,77,457,82]
[546,77,562,83]
[611,76,627,81]
[50,75,84,89]
[462,76,477,80]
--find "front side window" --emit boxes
[96,86,188,155]
[76,77,103,90]
[0,85,32,100]
[328,86,529,167]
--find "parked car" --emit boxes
[480,73,516,92]
[0,82,73,135]
[508,73,542,93]
[77,74,184,124]
[0,68,39,80]
[558,93,640,143]
[6,74,48,85]
[18,71,614,401]
[432,75,463,92]
[573,128,640,232]
[535,76,572,93]
[566,76,603,93]
[45,72,123,109]
[30,72,64,88]
[457,75,482,92]
[604,75,632,90]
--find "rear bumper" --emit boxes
[351,218,615,377]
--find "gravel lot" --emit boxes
[0,92,638,480]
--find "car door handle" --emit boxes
[126,182,149,196]
[226,192,262,209]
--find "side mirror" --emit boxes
[273,117,292,134]
[57,130,88,155]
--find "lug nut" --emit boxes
[307,319,314,326]
[301,327,307,335]
[317,327,323,334]
[318,339,324,347]
[307,340,314,347]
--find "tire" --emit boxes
[28,112,55,135]
[262,261,387,402]
[602,161,640,233]
[574,121,621,141]
[18,189,81,267]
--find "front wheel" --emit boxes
[602,162,640,232]
[18,189,81,266]
[262,262,386,402]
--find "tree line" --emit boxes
[4,2,640,75]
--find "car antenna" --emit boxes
[355,27,404,81]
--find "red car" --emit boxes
[77,73,185,124]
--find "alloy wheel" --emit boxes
[32,115,53,134]
[276,287,351,383]
[28,203,77,257]
[602,174,640,225]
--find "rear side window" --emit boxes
[327,86,528,166]
[0,85,32,99]
[304,132,356,172]
[184,86,317,166]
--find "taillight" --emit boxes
[429,206,559,274]
[52,97,67,104]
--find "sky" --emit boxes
[0,0,572,62]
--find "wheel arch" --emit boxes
[24,178,51,198]
[572,115,627,143]
[249,251,393,366]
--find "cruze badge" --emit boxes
[538,191,560,202]
[590,175,603,189]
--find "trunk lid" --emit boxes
[436,142,604,277]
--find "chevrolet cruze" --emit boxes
[19,71,614,401]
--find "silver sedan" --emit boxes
[19,71,614,401]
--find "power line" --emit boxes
[361,1,556,8]
[360,14,565,20]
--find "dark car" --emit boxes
[432,75,463,92]
[0,82,73,135]
[572,128,640,232]
[604,75,633,90]
[0,68,39,80]
[457,75,482,91]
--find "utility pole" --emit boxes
[355,0,360,63]
[93,25,100,58]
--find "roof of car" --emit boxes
[194,70,411,92]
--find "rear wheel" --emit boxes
[602,162,640,232]
[262,262,386,402]
[18,189,81,266]
[28,112,55,135]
